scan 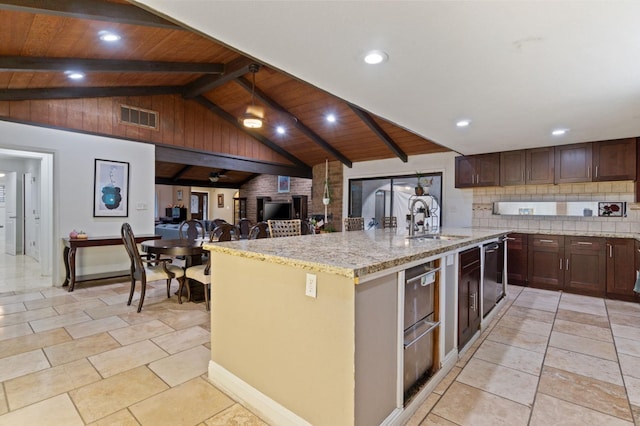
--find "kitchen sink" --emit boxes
[406,234,466,241]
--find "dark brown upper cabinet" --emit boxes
[592,138,636,182]
[554,143,593,184]
[500,148,554,186]
[455,153,500,188]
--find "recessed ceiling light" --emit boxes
[0,173,5,177]
[326,114,336,123]
[363,50,388,65]
[276,126,285,135]
[65,71,85,80]
[98,31,121,42]
[552,128,569,136]
[456,119,471,127]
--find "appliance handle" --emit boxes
[405,267,441,285]
[404,320,440,348]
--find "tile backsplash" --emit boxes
[471,181,640,234]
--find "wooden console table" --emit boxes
[63,234,160,292]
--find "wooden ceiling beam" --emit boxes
[0,56,224,74]
[156,146,312,178]
[170,164,193,182]
[348,104,408,163]
[239,173,260,186]
[182,56,255,99]
[193,95,311,172]
[0,0,181,29]
[155,177,239,189]
[0,86,182,101]
[235,76,353,168]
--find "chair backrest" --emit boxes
[179,219,205,240]
[268,219,302,238]
[248,222,270,239]
[211,223,239,242]
[212,218,228,228]
[382,216,398,228]
[300,219,315,235]
[121,223,144,279]
[238,218,252,239]
[343,217,365,231]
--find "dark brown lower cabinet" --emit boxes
[458,247,481,351]
[606,238,639,301]
[528,235,606,298]
[506,233,528,286]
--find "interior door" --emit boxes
[190,192,207,220]
[4,171,17,255]
[24,172,39,260]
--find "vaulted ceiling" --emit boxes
[0,0,449,188]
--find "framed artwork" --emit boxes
[93,159,129,217]
[177,190,183,201]
[217,193,224,207]
[598,202,626,217]
[277,175,290,193]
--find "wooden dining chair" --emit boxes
[179,219,205,240]
[238,218,252,239]
[184,258,211,311]
[210,223,240,242]
[343,217,365,231]
[248,222,270,239]
[268,219,302,237]
[121,223,185,313]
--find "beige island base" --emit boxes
[203,228,509,426]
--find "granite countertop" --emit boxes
[203,227,510,280]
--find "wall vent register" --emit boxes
[120,105,159,130]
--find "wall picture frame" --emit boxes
[277,175,290,193]
[93,159,129,217]
[217,193,224,208]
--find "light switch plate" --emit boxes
[305,273,317,298]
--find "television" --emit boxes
[263,202,292,221]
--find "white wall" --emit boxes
[0,120,156,284]
[342,152,473,228]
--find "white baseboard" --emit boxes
[207,360,311,426]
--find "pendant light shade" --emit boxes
[242,64,265,128]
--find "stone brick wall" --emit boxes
[312,161,343,231]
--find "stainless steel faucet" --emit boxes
[408,197,429,236]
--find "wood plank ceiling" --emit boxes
[0,0,450,187]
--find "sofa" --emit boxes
[154,220,218,239]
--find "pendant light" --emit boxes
[242,64,265,129]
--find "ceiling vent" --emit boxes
[120,105,158,130]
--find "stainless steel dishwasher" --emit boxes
[403,261,440,404]
[483,239,505,317]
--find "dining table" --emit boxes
[141,238,208,302]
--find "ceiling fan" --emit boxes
[209,170,228,182]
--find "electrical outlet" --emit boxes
[305,273,317,298]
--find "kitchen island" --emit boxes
[203,227,510,426]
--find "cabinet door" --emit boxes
[564,237,605,298]
[506,233,527,286]
[593,138,637,182]
[555,143,593,184]
[606,238,637,301]
[526,147,555,184]
[455,156,476,188]
[476,153,501,186]
[500,151,526,186]
[458,248,480,350]
[528,235,564,291]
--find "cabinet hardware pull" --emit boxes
[476,174,480,184]
[505,237,516,241]
[403,319,440,348]
[576,242,592,245]
[540,239,554,243]
[610,245,613,258]
[560,259,563,270]
[587,166,591,178]
[522,171,525,182]
[566,258,569,270]
[595,165,598,178]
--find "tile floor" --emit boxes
[1,252,640,425]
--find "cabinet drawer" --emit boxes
[567,236,604,251]
[459,247,480,271]
[530,235,563,249]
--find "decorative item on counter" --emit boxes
[415,172,433,196]
[76,231,88,239]
[69,229,78,238]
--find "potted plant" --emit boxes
[415,172,432,195]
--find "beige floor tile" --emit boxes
[606,299,640,317]
[544,347,623,385]
[553,319,613,342]
[555,308,611,328]
[421,413,458,425]
[624,375,640,407]
[497,315,553,337]
[619,353,640,380]
[23,295,79,310]
[549,331,617,360]
[64,315,129,339]
[610,312,640,328]
[151,325,210,354]
[204,403,268,426]
[129,377,234,426]
[431,381,530,426]
[486,325,549,353]
[54,298,108,315]
[4,358,101,410]
[432,367,461,395]
[70,366,168,423]
[0,292,44,306]
[615,336,640,358]
[108,319,175,346]
[88,339,168,378]
[0,302,26,315]
[87,409,140,426]
[558,293,607,316]
[474,339,544,375]
[0,349,49,382]
[158,309,210,330]
[0,307,58,327]
[0,322,33,342]
[455,358,538,406]
[0,384,6,415]
[502,305,556,323]
[29,310,92,333]
[530,393,633,426]
[512,297,559,312]
[538,365,632,421]
[612,323,640,341]
[117,309,166,326]
[45,332,121,366]
[0,393,83,426]
[148,345,210,386]
[0,328,71,360]
[84,302,138,320]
